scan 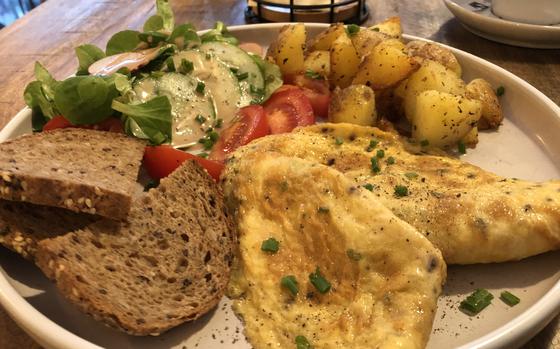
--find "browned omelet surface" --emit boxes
[227,123,560,264]
[223,154,446,349]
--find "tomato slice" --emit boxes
[143,145,224,181]
[263,85,315,134]
[43,115,123,133]
[284,75,331,118]
[209,105,269,162]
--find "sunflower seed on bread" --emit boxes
[35,160,236,336]
[0,128,145,220]
[0,200,98,260]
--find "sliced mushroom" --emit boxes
[88,47,161,76]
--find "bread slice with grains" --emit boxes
[0,200,98,260]
[35,160,236,336]
[0,128,145,220]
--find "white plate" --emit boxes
[1,23,560,349]
[443,0,560,48]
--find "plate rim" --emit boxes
[0,22,560,349]
[443,0,560,49]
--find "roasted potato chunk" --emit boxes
[328,85,377,126]
[465,78,503,129]
[461,126,479,147]
[407,40,462,77]
[308,23,346,51]
[350,28,388,58]
[352,44,419,90]
[268,24,306,76]
[369,17,402,39]
[400,60,466,121]
[411,90,482,147]
[330,33,360,88]
[304,50,330,77]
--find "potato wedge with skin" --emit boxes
[465,78,503,129]
[304,50,330,77]
[308,23,346,51]
[401,60,466,121]
[461,126,479,147]
[350,28,388,58]
[407,40,462,77]
[369,17,402,39]
[328,85,377,126]
[269,24,306,76]
[352,44,419,90]
[330,33,360,88]
[376,38,406,52]
[411,90,482,147]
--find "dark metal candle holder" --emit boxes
[246,0,369,24]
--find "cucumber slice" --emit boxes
[172,50,242,127]
[133,72,216,148]
[199,42,265,105]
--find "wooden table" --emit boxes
[0,0,558,348]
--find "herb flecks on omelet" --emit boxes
[223,154,446,349]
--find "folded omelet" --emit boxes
[227,123,560,264]
[223,154,446,349]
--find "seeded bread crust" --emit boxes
[0,128,145,220]
[0,200,98,260]
[35,160,236,336]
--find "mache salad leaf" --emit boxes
[75,44,106,75]
[112,96,172,145]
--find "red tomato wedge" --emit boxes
[263,85,315,134]
[143,145,224,181]
[284,75,331,118]
[209,105,270,162]
[43,115,123,133]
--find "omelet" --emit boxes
[223,154,446,349]
[227,123,560,264]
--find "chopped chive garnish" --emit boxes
[363,183,374,191]
[500,291,520,306]
[376,149,385,158]
[460,289,494,315]
[346,249,362,261]
[261,237,280,253]
[318,206,330,213]
[386,156,395,165]
[208,130,219,142]
[281,275,299,296]
[458,141,466,155]
[180,58,193,74]
[198,131,219,150]
[143,179,159,191]
[420,139,430,147]
[198,152,209,158]
[404,172,418,179]
[215,118,223,128]
[195,114,206,124]
[496,85,505,96]
[335,137,344,145]
[236,71,249,81]
[229,67,239,74]
[304,69,323,80]
[196,81,206,94]
[394,185,409,197]
[309,267,331,294]
[165,57,175,72]
[250,84,265,95]
[370,157,380,173]
[346,24,360,36]
[372,27,380,32]
[367,139,378,151]
[295,335,312,349]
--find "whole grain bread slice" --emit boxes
[0,128,145,220]
[35,160,236,336]
[0,200,99,260]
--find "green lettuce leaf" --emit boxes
[54,76,119,124]
[200,21,239,46]
[156,0,174,32]
[143,15,164,32]
[112,96,172,145]
[106,30,141,55]
[75,44,106,75]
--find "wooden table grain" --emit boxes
[0,0,558,348]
